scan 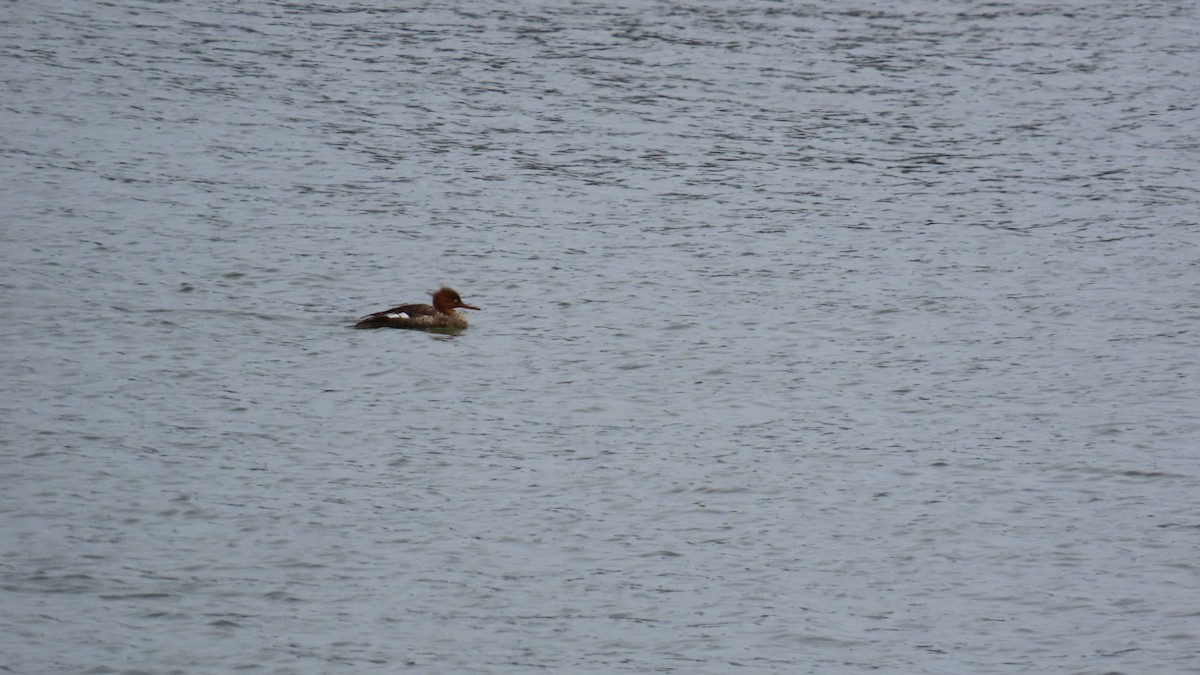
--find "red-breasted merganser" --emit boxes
[353,287,480,331]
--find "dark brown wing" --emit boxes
[353,302,437,329]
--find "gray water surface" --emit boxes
[2,1,1199,673]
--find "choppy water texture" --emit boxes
[3,1,1199,672]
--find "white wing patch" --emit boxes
[386,312,410,319]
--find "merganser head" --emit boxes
[430,287,480,314]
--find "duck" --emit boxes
[353,287,480,331]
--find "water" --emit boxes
[3,1,1198,672]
